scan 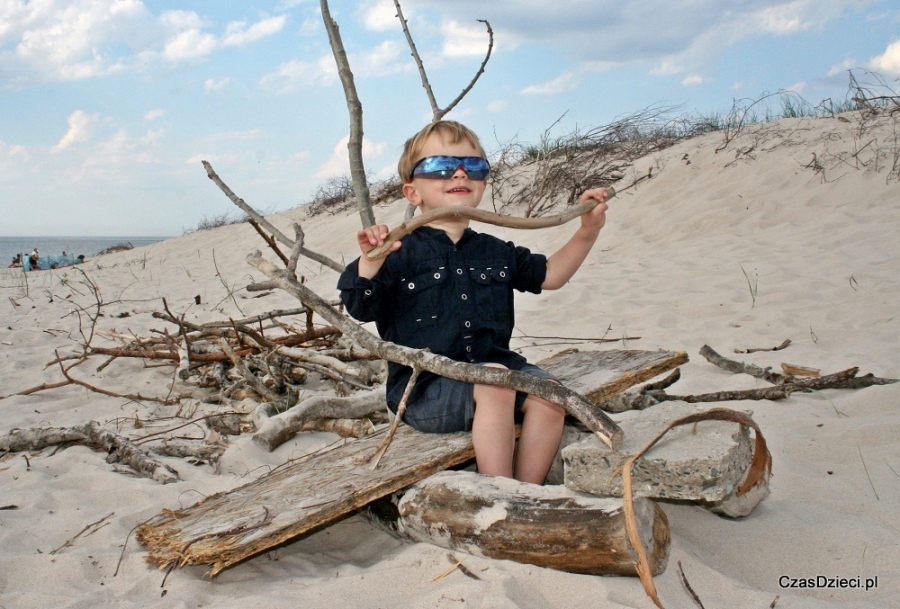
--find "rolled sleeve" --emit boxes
[512,245,547,294]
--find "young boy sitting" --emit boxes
[338,120,609,485]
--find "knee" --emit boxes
[522,395,565,422]
[474,363,514,403]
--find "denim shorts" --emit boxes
[399,363,559,434]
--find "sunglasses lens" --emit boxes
[411,156,490,180]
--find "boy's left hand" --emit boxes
[579,187,610,232]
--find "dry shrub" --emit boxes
[490,106,685,217]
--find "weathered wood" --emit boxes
[137,348,685,575]
[0,421,179,484]
[137,426,475,575]
[364,470,670,576]
[538,348,689,404]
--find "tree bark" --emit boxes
[320,0,375,228]
[364,470,670,576]
[0,421,179,484]
[366,187,616,260]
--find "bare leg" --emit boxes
[471,364,517,478]
[514,395,565,485]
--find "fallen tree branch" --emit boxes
[699,344,787,384]
[202,160,345,272]
[252,389,387,451]
[734,338,792,354]
[0,421,180,484]
[247,250,623,449]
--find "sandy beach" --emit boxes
[2,112,899,609]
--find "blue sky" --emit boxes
[1,0,899,237]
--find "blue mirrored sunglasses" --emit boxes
[409,155,491,181]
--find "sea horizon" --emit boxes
[1,235,171,268]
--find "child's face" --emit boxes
[402,133,487,213]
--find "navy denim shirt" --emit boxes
[337,226,547,409]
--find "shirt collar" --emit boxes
[416,225,476,247]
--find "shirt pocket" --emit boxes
[396,266,449,330]
[469,264,512,327]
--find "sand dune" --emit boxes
[1,112,899,608]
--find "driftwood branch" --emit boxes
[392,0,493,122]
[0,421,180,484]
[246,251,623,449]
[366,186,616,260]
[202,160,345,272]
[365,366,420,469]
[699,344,787,384]
[252,389,387,451]
[320,0,375,228]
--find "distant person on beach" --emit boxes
[9,254,22,268]
[338,120,610,485]
[77,254,86,263]
[30,248,39,261]
[28,254,41,270]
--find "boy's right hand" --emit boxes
[356,224,400,279]
[357,224,401,255]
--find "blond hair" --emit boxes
[398,120,487,181]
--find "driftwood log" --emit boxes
[137,348,685,575]
[0,421,179,484]
[364,470,670,576]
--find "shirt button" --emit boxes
[408,282,415,289]
[465,346,472,352]
[499,271,506,278]
[461,294,468,300]
[480,273,487,280]
[434,272,441,279]
[464,321,471,328]
[456,268,463,275]
[364,289,372,296]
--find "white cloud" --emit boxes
[352,40,409,77]
[317,135,387,178]
[441,19,492,57]
[205,77,234,93]
[360,0,399,32]
[144,109,165,121]
[870,40,900,76]
[785,80,806,95]
[754,5,807,34]
[162,28,218,61]
[259,55,337,93]
[521,72,580,95]
[299,17,320,36]
[52,110,96,153]
[487,100,508,113]
[652,59,685,76]
[0,3,287,87]
[222,15,286,47]
[681,74,704,87]
[827,58,858,77]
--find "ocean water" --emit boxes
[1,236,169,269]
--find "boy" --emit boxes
[338,120,609,484]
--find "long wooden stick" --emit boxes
[366,186,617,260]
